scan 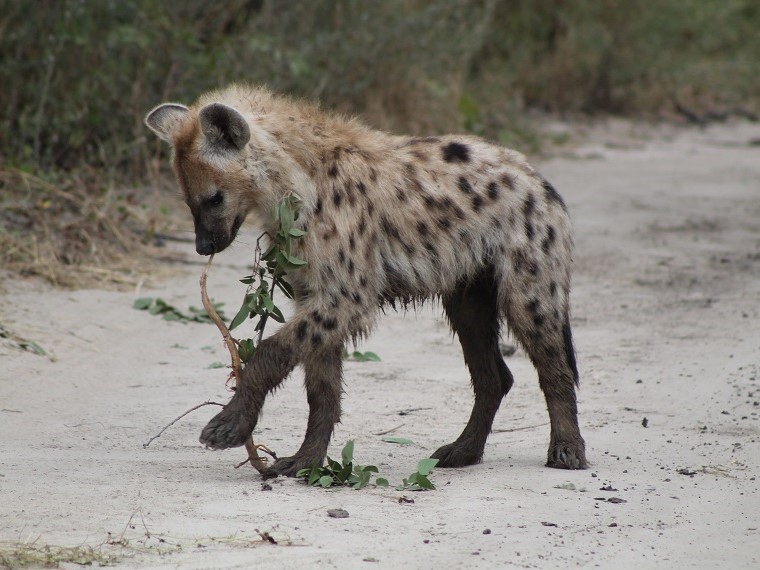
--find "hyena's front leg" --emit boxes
[263,344,343,478]
[199,332,300,450]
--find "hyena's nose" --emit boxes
[195,235,216,256]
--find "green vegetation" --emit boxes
[2,0,758,284]
[229,193,307,365]
[133,296,226,324]
[297,441,388,490]
[296,440,440,491]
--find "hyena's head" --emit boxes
[145,102,255,255]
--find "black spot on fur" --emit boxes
[491,216,502,230]
[311,333,323,347]
[523,194,536,219]
[472,194,484,212]
[367,202,375,217]
[357,181,367,195]
[349,235,356,251]
[486,182,499,201]
[501,173,515,190]
[328,164,339,178]
[458,176,473,194]
[527,299,540,315]
[417,221,429,236]
[311,311,323,324]
[296,321,308,342]
[402,241,415,256]
[396,186,407,202]
[550,281,557,297]
[352,292,363,305]
[348,259,355,275]
[338,249,346,265]
[422,195,436,209]
[323,317,337,331]
[369,168,378,182]
[542,226,556,254]
[525,221,535,241]
[381,216,400,240]
[442,142,471,163]
[314,198,323,216]
[425,241,438,259]
[543,179,567,210]
[437,216,451,230]
[340,285,349,298]
[533,313,545,328]
[333,189,343,208]
[359,276,368,288]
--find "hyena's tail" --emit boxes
[562,316,580,386]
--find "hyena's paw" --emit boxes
[430,441,484,468]
[546,441,587,470]
[199,401,252,450]
[262,455,321,479]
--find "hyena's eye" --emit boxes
[204,190,223,207]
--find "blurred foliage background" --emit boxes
[1,0,759,286]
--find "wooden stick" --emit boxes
[200,254,275,474]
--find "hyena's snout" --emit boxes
[193,214,244,255]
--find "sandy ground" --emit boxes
[1,121,759,569]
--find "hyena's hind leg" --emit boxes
[431,267,515,468]
[505,287,587,469]
[264,343,344,478]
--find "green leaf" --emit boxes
[360,351,381,362]
[361,465,379,473]
[341,440,355,465]
[269,305,285,323]
[288,227,306,237]
[133,297,153,310]
[382,437,415,445]
[207,362,225,369]
[238,339,255,363]
[279,201,294,235]
[284,252,307,267]
[416,458,438,476]
[229,295,253,330]
[375,478,389,488]
[415,475,435,490]
[318,475,334,488]
[337,462,353,482]
[308,469,321,486]
[274,277,295,299]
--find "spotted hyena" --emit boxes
[145,84,587,476]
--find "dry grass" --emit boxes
[0,541,118,568]
[0,166,181,289]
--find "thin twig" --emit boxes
[143,401,224,448]
[492,422,549,433]
[372,423,406,436]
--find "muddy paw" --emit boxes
[430,442,483,468]
[199,405,252,450]
[262,455,320,479]
[546,442,587,470]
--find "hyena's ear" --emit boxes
[198,103,251,151]
[144,103,190,143]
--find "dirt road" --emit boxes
[1,121,758,569]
